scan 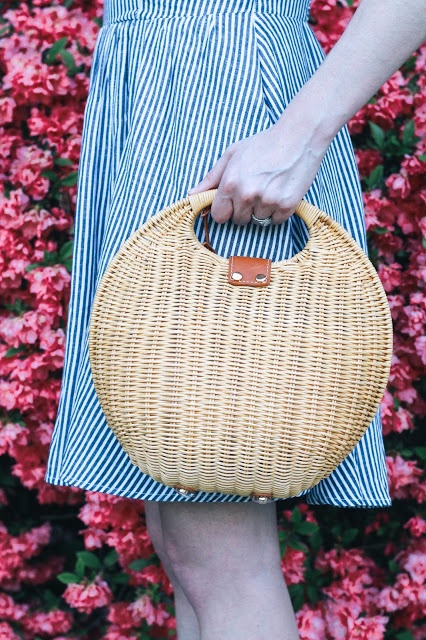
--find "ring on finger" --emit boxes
[251,212,273,227]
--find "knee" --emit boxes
[161,531,217,606]
[161,525,267,604]
[144,502,175,578]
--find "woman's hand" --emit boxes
[188,0,426,226]
[188,101,333,226]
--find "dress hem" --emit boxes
[44,473,392,508]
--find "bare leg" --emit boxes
[144,500,201,639]
[159,500,300,640]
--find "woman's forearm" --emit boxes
[277,0,426,143]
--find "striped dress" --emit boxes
[44,0,392,507]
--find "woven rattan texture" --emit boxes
[88,190,393,499]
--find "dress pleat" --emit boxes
[44,0,391,507]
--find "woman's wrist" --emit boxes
[274,0,426,151]
[274,79,343,153]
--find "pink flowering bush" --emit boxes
[0,0,424,638]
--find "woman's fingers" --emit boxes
[187,116,325,226]
[211,183,297,226]
[188,144,236,195]
[252,199,294,225]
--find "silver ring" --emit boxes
[251,213,272,227]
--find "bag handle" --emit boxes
[187,189,321,254]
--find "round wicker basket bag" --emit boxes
[88,189,393,500]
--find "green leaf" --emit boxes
[77,551,102,570]
[396,631,414,640]
[43,588,60,609]
[45,37,68,64]
[54,157,74,166]
[401,120,415,147]
[43,251,59,265]
[57,572,79,584]
[287,538,308,552]
[0,24,11,38]
[306,584,319,604]
[4,345,27,358]
[341,528,358,545]
[364,164,384,190]
[290,508,302,524]
[414,446,426,460]
[368,121,385,149]
[418,154,426,162]
[59,240,74,262]
[59,49,77,73]
[25,263,42,272]
[309,530,323,553]
[128,558,150,571]
[288,584,304,611]
[61,171,79,187]
[104,549,119,567]
[388,559,399,574]
[75,557,85,579]
[296,522,318,536]
[4,299,30,315]
[41,169,57,181]
[109,573,130,584]
[63,258,73,273]
[374,226,388,234]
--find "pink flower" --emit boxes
[325,602,358,640]
[386,172,411,199]
[0,422,29,455]
[62,576,113,614]
[0,621,21,640]
[388,406,414,435]
[349,615,388,639]
[377,262,402,292]
[107,602,139,630]
[103,626,138,640]
[402,551,426,585]
[400,305,426,337]
[413,625,426,640]
[0,98,16,124]
[0,593,28,621]
[386,455,424,500]
[404,516,426,538]
[355,149,382,178]
[130,595,156,626]
[82,528,106,550]
[281,547,306,585]
[414,335,426,365]
[22,610,73,635]
[296,604,326,640]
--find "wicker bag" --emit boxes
[88,189,393,500]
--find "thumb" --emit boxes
[188,147,234,195]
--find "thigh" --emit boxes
[144,500,165,554]
[158,501,281,571]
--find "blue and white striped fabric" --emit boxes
[44,0,392,507]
